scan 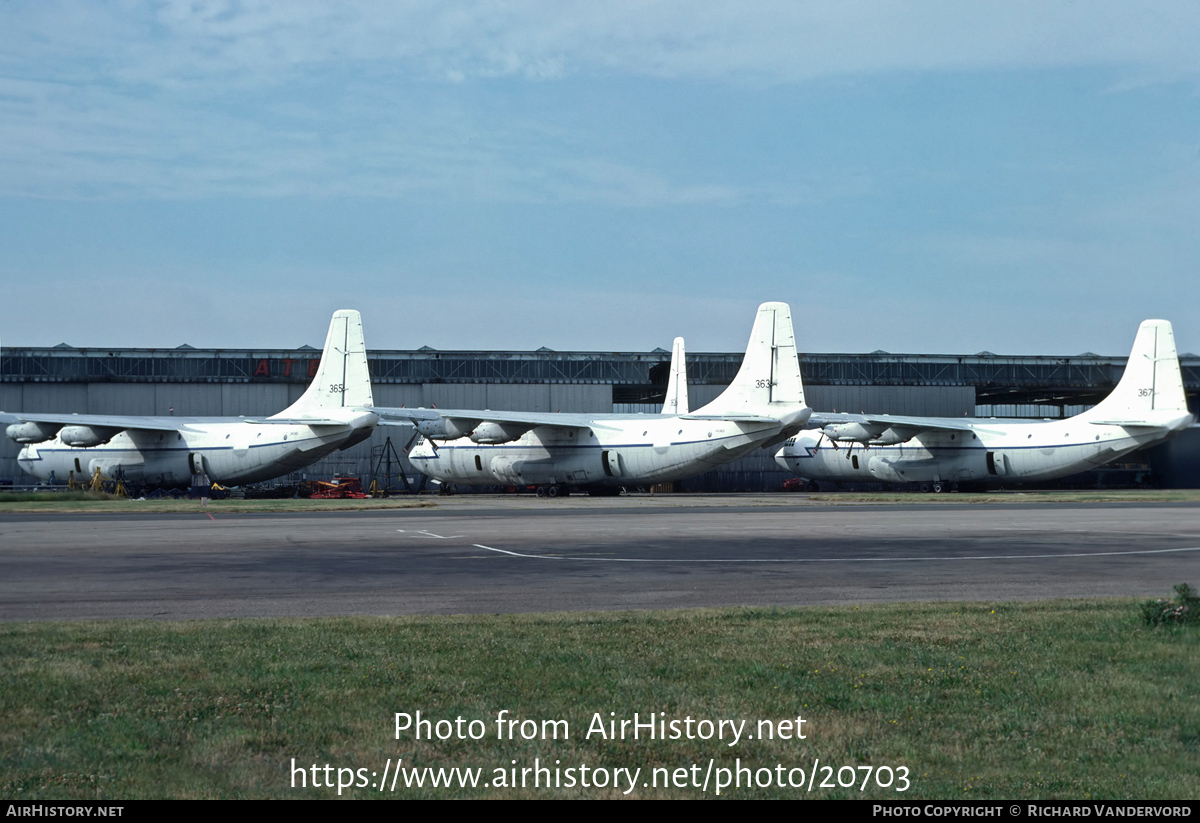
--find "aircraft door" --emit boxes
[986,451,1007,476]
[602,450,623,477]
[189,453,207,475]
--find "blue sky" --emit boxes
[1,1,1197,356]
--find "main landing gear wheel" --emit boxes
[932,482,945,494]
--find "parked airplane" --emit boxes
[373,302,810,495]
[3,310,377,487]
[775,319,1193,492]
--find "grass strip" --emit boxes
[2,601,1198,799]
[0,493,434,513]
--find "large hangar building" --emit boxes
[2,343,1198,490]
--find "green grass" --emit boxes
[3,601,1198,799]
[0,492,434,513]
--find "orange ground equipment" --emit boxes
[308,476,370,499]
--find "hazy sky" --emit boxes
[1,1,1197,356]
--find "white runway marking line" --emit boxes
[396,529,463,539]
[470,544,1200,564]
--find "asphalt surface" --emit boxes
[2,498,1199,620]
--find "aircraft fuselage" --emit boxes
[775,416,1188,486]
[411,415,790,488]
[18,413,376,487]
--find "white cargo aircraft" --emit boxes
[3,310,377,487]
[373,303,811,495]
[775,320,1193,492]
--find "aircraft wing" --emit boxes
[807,412,982,434]
[241,417,360,426]
[1,411,357,431]
[369,407,788,429]
[369,407,615,429]
[0,411,211,432]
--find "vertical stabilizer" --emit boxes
[1084,319,1190,423]
[278,310,373,417]
[694,302,807,418]
[662,337,689,415]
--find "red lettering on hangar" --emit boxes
[252,359,318,378]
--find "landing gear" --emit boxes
[932,482,945,494]
[535,484,570,498]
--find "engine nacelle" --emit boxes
[872,426,918,446]
[822,422,885,443]
[415,418,478,441]
[6,421,62,444]
[822,422,918,446]
[469,421,530,444]
[59,425,122,447]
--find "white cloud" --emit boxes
[1,1,1197,203]
[6,2,1200,89]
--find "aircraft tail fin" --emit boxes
[694,302,808,420]
[662,337,689,415]
[278,310,373,417]
[1084,319,1191,427]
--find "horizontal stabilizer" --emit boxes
[679,414,780,424]
[242,417,352,426]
